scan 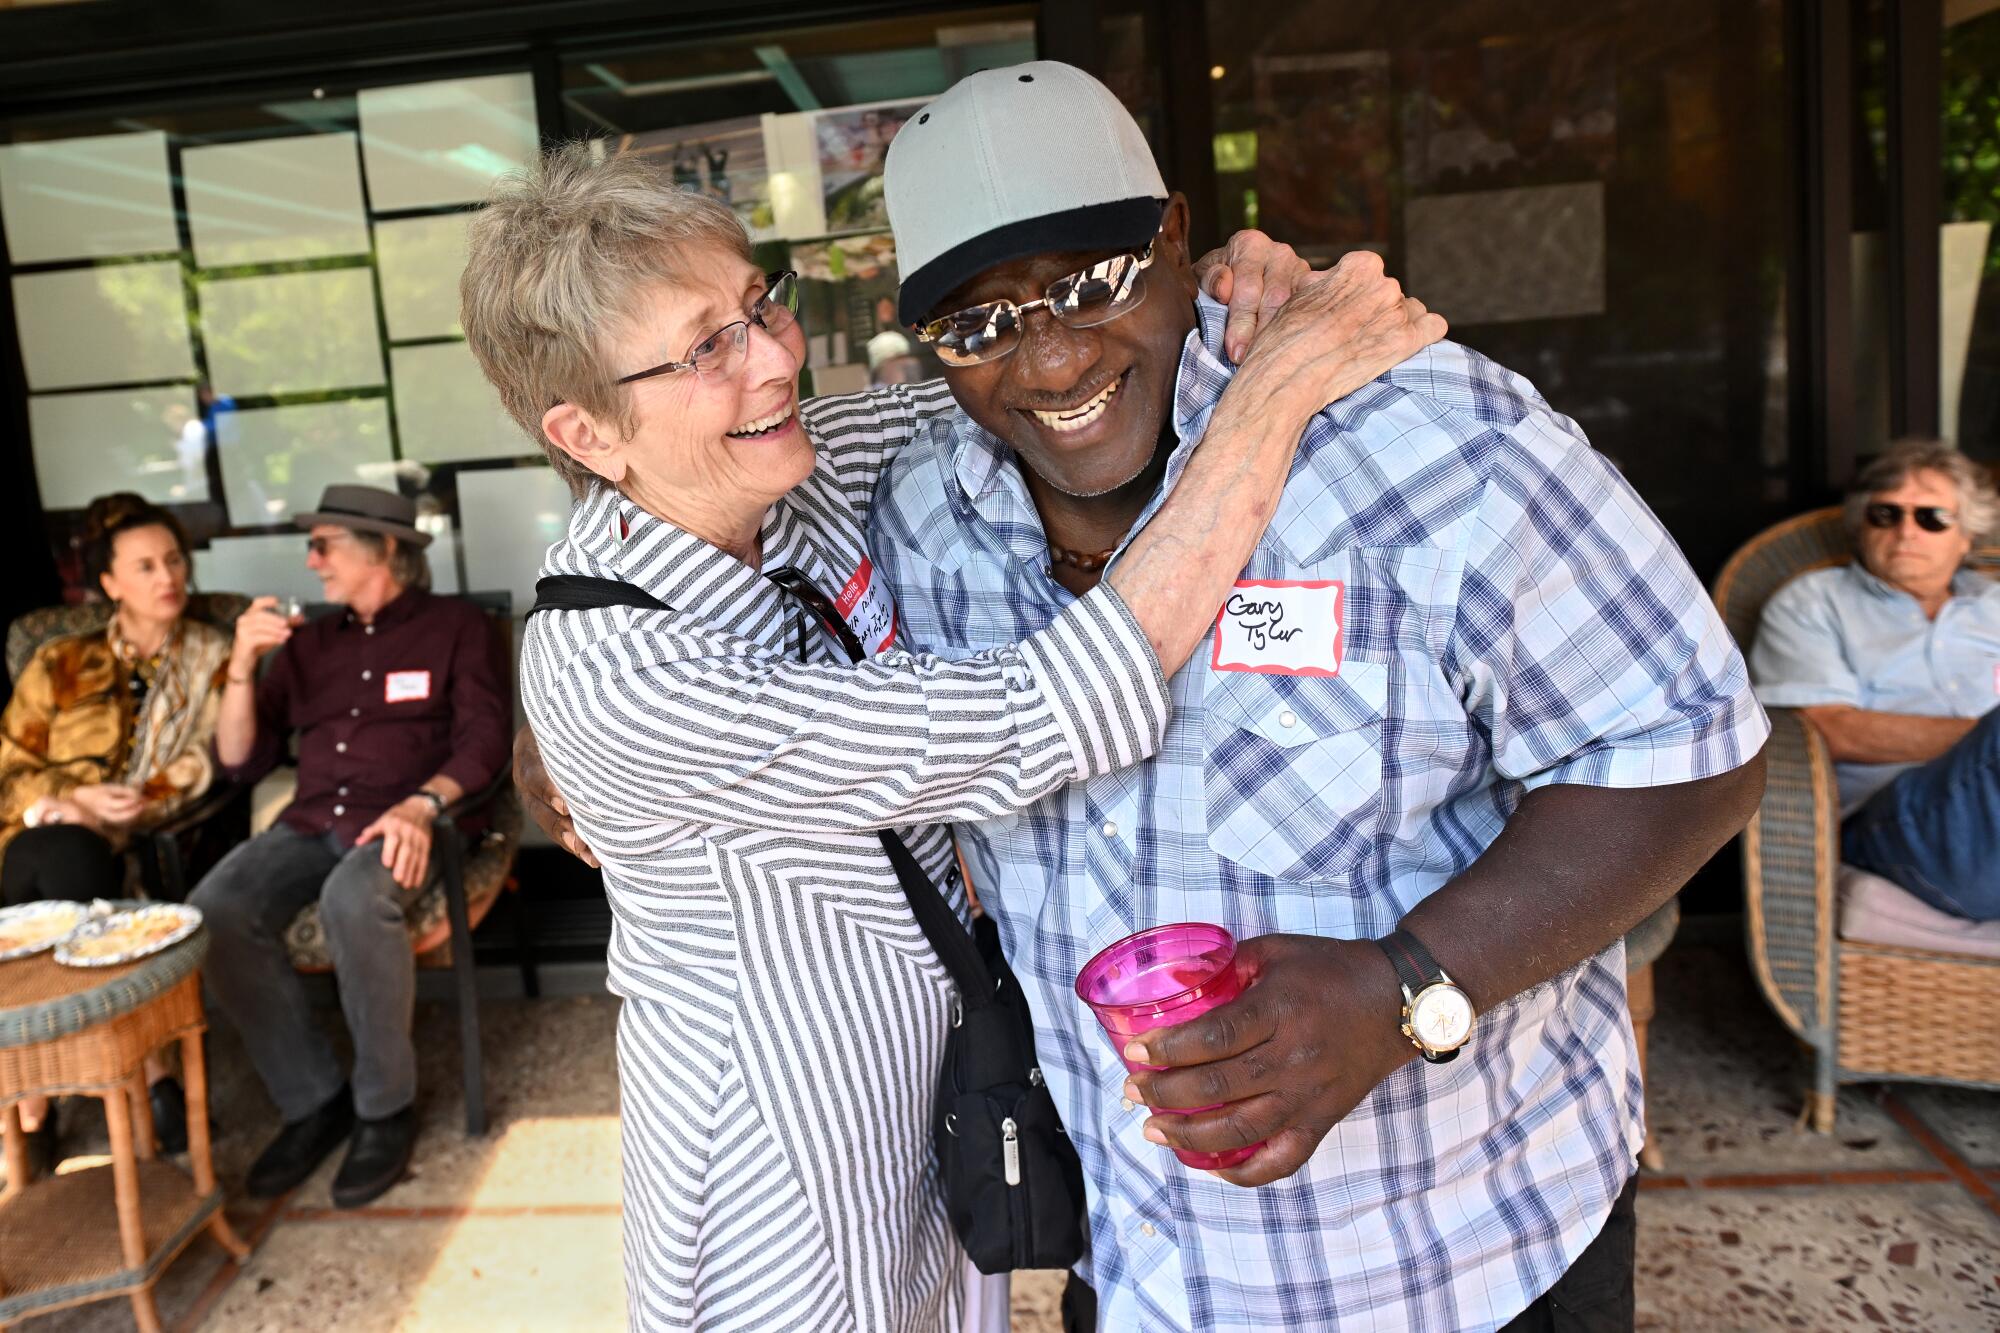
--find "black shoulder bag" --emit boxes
[530,572,1086,1274]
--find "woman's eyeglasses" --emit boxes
[913,238,1157,368]
[1863,503,1957,533]
[617,271,800,386]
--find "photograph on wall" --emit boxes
[814,100,924,234]
[620,117,774,240]
[1399,37,1616,193]
[1251,52,1393,254]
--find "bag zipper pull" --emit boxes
[1002,1117,1021,1186]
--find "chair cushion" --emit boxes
[1838,864,2000,959]
[284,791,522,971]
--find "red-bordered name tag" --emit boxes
[385,669,432,704]
[835,557,898,656]
[1211,579,1344,677]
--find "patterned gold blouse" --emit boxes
[0,619,232,863]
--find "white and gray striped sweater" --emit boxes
[517,381,1170,1332]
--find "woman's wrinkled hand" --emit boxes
[1193,230,1316,364]
[514,725,597,868]
[1230,251,1447,418]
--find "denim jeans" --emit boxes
[190,823,436,1121]
[1843,707,2000,921]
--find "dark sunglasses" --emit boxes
[1863,503,1957,533]
[306,535,347,557]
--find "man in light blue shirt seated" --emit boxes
[1750,439,2000,920]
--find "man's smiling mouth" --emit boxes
[1025,370,1127,434]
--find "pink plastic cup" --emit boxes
[1075,922,1262,1170]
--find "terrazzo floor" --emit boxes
[4,925,1995,1331]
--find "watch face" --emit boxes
[1410,985,1474,1052]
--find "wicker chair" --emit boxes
[1712,506,2000,1132]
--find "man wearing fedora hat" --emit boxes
[191,484,510,1208]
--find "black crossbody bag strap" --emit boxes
[529,572,999,1008]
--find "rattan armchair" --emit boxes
[1712,507,2000,1132]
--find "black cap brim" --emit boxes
[898,197,1166,328]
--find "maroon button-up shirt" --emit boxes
[220,588,510,846]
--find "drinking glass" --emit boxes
[1076,922,1262,1169]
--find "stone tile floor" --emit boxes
[5,925,1995,1331]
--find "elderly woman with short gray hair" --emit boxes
[462,142,1441,1331]
[1751,437,2000,921]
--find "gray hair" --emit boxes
[348,530,432,592]
[461,141,754,498]
[1844,438,1999,549]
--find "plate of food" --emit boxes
[0,899,91,962]
[55,903,202,968]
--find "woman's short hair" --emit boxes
[1844,438,2000,548]
[346,530,432,592]
[81,492,192,590]
[461,141,753,497]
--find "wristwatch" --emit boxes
[1377,928,1475,1064]
[414,790,447,817]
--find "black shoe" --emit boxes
[246,1087,355,1198]
[149,1077,189,1155]
[331,1106,416,1209]
[21,1102,58,1179]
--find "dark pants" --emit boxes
[0,823,124,906]
[1844,707,2000,921]
[189,823,436,1123]
[1059,1174,1638,1332]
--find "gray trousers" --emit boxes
[190,823,436,1122]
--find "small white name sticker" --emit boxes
[384,669,432,704]
[1211,579,1344,677]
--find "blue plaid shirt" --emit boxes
[869,296,1768,1332]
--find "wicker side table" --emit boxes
[0,919,249,1332]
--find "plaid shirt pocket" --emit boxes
[1201,662,1389,884]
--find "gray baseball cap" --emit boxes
[886,61,1167,327]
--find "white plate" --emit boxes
[55,903,202,968]
[0,899,90,961]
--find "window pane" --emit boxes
[0,131,180,263]
[198,267,386,396]
[376,213,470,339]
[390,341,526,464]
[358,73,539,211]
[12,261,195,390]
[182,132,371,268]
[29,386,206,507]
[216,397,393,527]
[457,465,573,612]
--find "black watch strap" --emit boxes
[416,790,447,814]
[1379,928,1444,994]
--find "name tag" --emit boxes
[385,670,432,704]
[1993,662,2000,696]
[835,557,897,656]
[1212,579,1344,677]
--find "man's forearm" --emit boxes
[1798,704,1973,766]
[1105,373,1318,675]
[1400,753,1766,1015]
[213,673,259,768]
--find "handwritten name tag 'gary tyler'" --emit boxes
[1211,579,1344,677]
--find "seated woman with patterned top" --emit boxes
[0,492,232,1170]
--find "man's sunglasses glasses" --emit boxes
[1864,503,1957,533]
[617,271,799,386]
[914,239,1158,368]
[306,535,350,557]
